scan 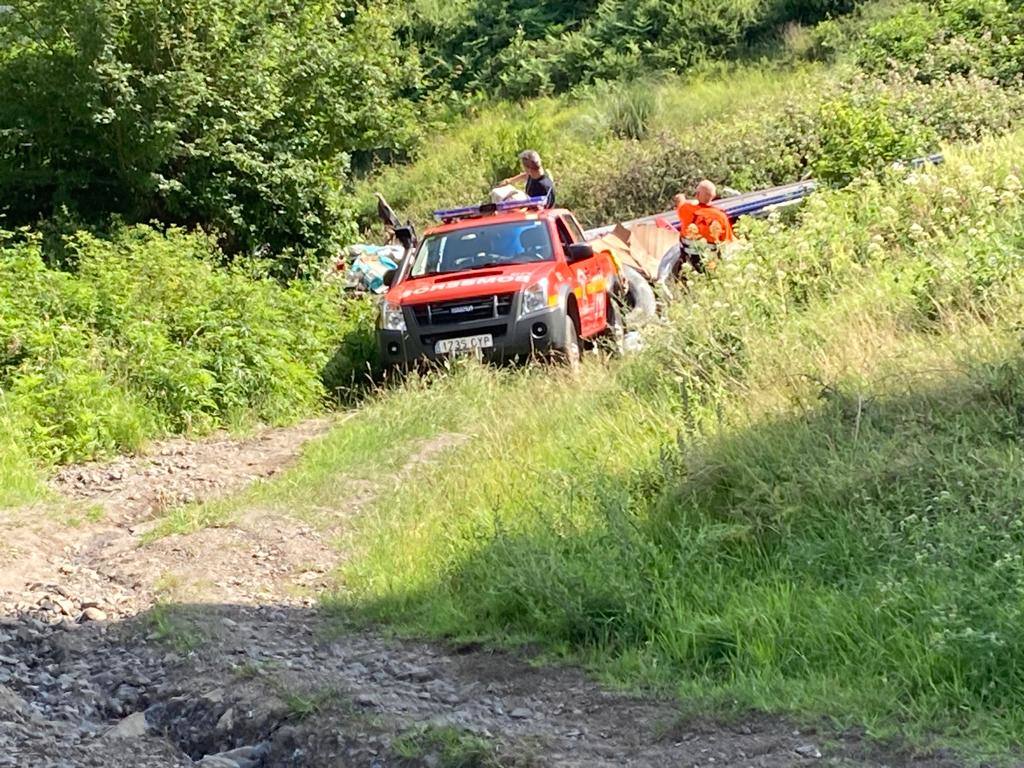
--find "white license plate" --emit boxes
[435,334,494,354]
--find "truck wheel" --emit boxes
[554,313,581,371]
[622,265,656,327]
[601,290,626,357]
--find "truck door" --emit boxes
[556,216,603,337]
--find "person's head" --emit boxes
[519,149,544,177]
[695,179,717,205]
[672,193,686,207]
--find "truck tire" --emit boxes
[622,264,657,327]
[600,288,626,357]
[554,313,581,371]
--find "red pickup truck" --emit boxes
[377,198,622,368]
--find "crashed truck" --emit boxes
[363,181,813,368]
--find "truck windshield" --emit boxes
[409,220,553,278]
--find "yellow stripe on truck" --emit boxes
[586,277,606,295]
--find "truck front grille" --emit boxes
[410,293,515,326]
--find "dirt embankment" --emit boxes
[0,420,963,767]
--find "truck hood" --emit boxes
[388,263,550,304]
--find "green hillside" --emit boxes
[3,0,1024,756]
[295,132,1024,753]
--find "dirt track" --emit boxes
[0,420,966,767]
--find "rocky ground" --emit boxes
[0,420,976,767]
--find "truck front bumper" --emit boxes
[378,305,567,366]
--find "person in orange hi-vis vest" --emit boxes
[673,179,733,273]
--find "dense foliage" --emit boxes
[0,226,374,467]
[844,0,1024,84]
[0,0,419,272]
[403,0,858,98]
[3,0,1024,488]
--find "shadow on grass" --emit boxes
[321,317,381,406]
[337,355,1024,755]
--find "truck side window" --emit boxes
[555,218,575,249]
[564,215,586,243]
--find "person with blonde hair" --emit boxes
[501,150,556,208]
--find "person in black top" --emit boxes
[501,150,556,208]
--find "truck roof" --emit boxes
[424,197,572,237]
[425,207,571,237]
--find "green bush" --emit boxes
[403,0,859,98]
[0,0,421,274]
[852,0,1024,84]
[0,226,375,465]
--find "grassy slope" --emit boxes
[354,62,832,229]
[244,133,1024,754]
[357,0,1023,236]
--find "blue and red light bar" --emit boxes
[433,196,549,223]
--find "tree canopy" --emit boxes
[0,0,420,269]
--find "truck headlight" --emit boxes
[381,302,406,332]
[518,278,549,318]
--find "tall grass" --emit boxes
[0,411,44,508]
[295,134,1024,752]
[592,79,662,141]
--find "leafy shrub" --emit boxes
[0,226,375,465]
[811,90,936,183]
[404,0,860,98]
[0,0,420,274]
[852,0,1024,84]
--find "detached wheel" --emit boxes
[621,265,656,327]
[553,313,581,371]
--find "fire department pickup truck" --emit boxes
[377,197,622,367]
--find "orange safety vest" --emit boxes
[676,202,734,244]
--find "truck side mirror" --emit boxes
[383,269,396,287]
[566,243,594,263]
